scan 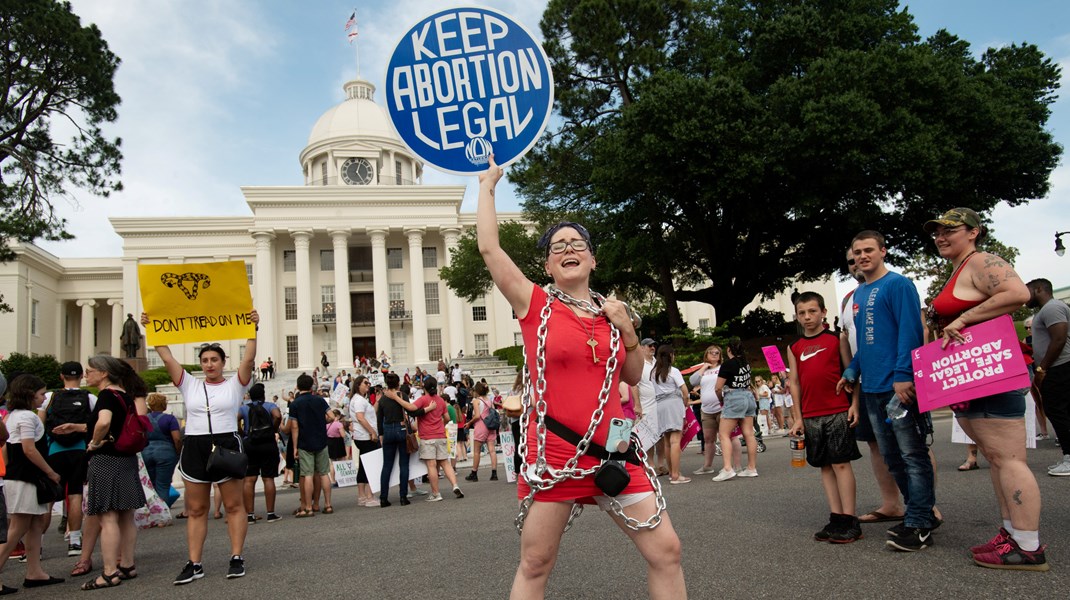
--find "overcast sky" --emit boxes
[44,0,1070,297]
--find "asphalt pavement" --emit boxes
[12,413,1069,599]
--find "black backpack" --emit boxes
[246,401,275,442]
[45,388,91,447]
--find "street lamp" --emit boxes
[1056,231,1070,257]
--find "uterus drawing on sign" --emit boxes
[160,272,212,300]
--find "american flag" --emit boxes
[345,10,358,43]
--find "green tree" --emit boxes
[439,221,546,302]
[0,351,62,389]
[505,0,1061,324]
[0,0,123,308]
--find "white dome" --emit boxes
[306,79,399,146]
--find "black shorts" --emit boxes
[327,437,347,461]
[244,439,281,478]
[803,412,862,468]
[179,433,244,483]
[46,449,89,497]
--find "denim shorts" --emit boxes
[722,389,757,419]
[952,389,1025,420]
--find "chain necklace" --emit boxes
[514,285,666,534]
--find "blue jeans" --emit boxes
[379,424,410,502]
[863,391,936,529]
[142,441,179,507]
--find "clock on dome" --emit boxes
[341,157,374,185]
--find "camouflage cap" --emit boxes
[923,207,982,233]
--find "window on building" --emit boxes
[64,313,72,346]
[395,159,402,185]
[239,345,246,362]
[349,246,372,272]
[698,318,710,332]
[320,249,334,271]
[147,347,163,369]
[321,285,335,316]
[283,250,296,272]
[514,332,524,347]
[424,282,440,315]
[391,329,408,362]
[286,335,299,369]
[472,306,487,321]
[387,247,403,269]
[284,287,298,320]
[511,309,517,320]
[246,263,254,285]
[388,283,404,302]
[93,318,98,346]
[422,246,438,268]
[31,300,39,336]
[427,329,443,362]
[474,334,489,356]
[320,162,327,185]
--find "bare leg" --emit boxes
[700,414,718,470]
[319,474,333,509]
[609,496,686,600]
[509,501,573,599]
[959,417,1041,531]
[263,477,277,513]
[820,466,843,514]
[959,444,979,470]
[860,440,904,519]
[116,510,137,571]
[220,479,248,557]
[718,417,738,472]
[667,431,683,480]
[426,459,440,494]
[184,481,211,562]
[741,416,758,471]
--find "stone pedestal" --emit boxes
[124,357,148,373]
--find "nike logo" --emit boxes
[919,531,931,542]
[800,348,827,361]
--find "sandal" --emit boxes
[175,512,189,519]
[958,461,979,471]
[213,512,223,520]
[81,571,122,591]
[117,564,137,580]
[294,509,316,518]
[71,559,94,577]
[322,506,334,514]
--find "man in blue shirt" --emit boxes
[288,374,332,516]
[838,230,936,552]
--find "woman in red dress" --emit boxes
[477,156,685,599]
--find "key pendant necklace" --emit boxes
[578,311,600,364]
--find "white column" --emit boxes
[292,230,315,370]
[108,299,123,357]
[406,227,429,363]
[77,299,97,363]
[442,227,466,357]
[330,229,354,369]
[252,231,277,364]
[369,228,391,359]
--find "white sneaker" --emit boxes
[1048,460,1070,477]
[425,493,443,502]
[737,468,759,478]
[693,466,717,475]
[1036,433,1049,440]
[712,469,736,482]
[1047,455,1070,471]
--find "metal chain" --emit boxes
[514,285,665,534]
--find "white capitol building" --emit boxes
[0,77,836,371]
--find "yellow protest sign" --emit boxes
[139,260,254,345]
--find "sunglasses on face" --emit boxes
[548,239,590,254]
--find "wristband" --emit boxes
[624,339,639,352]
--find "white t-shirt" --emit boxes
[842,289,858,356]
[177,371,251,435]
[348,393,376,441]
[637,360,656,410]
[689,366,722,414]
[651,367,685,400]
[7,409,44,444]
[451,366,462,383]
[435,370,447,385]
[757,384,771,400]
[442,385,458,402]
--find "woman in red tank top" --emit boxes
[923,208,1047,571]
[477,156,685,597]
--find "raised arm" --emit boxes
[477,155,534,319]
[236,309,260,385]
[143,312,183,386]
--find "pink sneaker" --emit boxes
[973,537,1049,571]
[970,527,1011,555]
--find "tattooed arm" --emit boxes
[941,252,1029,346]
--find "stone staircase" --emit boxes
[453,355,520,393]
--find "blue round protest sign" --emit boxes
[385,7,554,175]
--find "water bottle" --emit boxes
[789,433,806,468]
[885,395,909,423]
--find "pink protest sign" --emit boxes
[761,346,787,373]
[911,314,1030,413]
[679,409,701,449]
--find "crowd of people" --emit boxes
[0,192,1066,595]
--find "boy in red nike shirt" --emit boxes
[788,292,863,543]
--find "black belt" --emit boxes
[542,416,641,466]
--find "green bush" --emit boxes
[139,364,200,392]
[0,353,62,390]
[493,346,525,369]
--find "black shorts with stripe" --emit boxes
[179,432,244,483]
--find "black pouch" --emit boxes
[594,460,630,497]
